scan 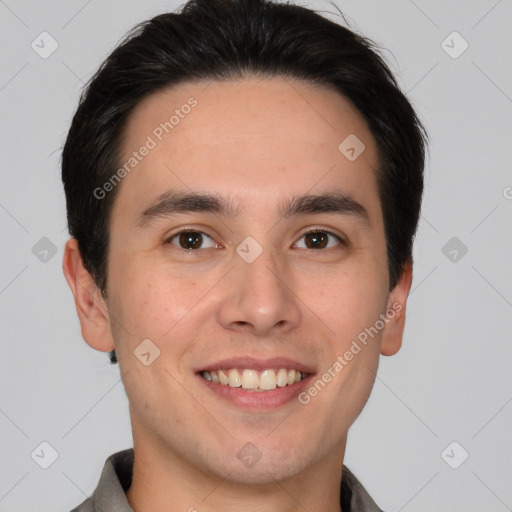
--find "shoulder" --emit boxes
[342,465,385,512]
[67,448,134,512]
[68,497,95,512]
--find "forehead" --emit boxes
[113,77,379,223]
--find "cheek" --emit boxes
[110,256,196,326]
[106,269,196,365]
[303,264,388,346]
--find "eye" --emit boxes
[294,230,343,250]
[167,230,219,250]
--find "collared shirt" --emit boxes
[70,449,384,512]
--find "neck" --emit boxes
[126,432,346,512]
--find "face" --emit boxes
[66,77,411,484]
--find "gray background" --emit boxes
[1,0,511,511]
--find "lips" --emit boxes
[194,356,315,404]
[195,356,315,375]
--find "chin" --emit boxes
[207,439,313,486]
[221,459,308,486]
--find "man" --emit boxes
[62,0,426,510]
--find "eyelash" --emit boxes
[164,227,346,251]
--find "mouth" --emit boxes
[195,357,315,409]
[200,368,308,391]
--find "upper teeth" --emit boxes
[201,369,305,390]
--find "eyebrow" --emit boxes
[137,190,370,227]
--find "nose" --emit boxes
[217,247,301,336]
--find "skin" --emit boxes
[63,76,412,512]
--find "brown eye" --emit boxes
[295,230,343,250]
[168,231,217,250]
[304,232,328,249]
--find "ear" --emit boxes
[62,238,115,353]
[380,261,413,356]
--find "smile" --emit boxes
[200,368,307,391]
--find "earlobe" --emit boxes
[380,262,413,356]
[62,238,115,353]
